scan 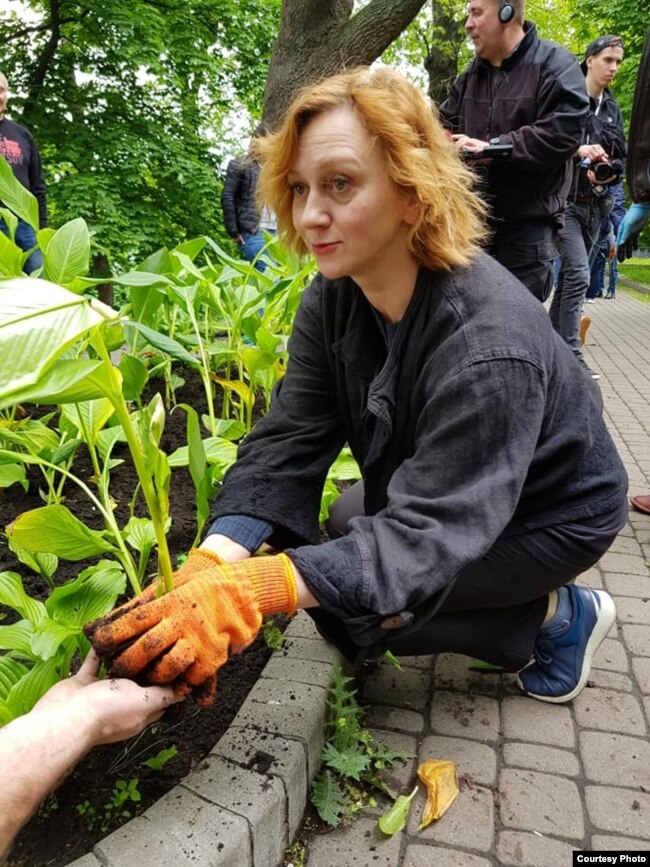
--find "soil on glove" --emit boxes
[0,371,285,866]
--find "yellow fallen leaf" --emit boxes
[417,759,459,830]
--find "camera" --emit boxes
[592,159,624,183]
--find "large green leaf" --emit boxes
[4,656,65,719]
[0,572,47,624]
[61,396,115,442]
[126,320,201,369]
[168,436,237,468]
[8,505,116,560]
[0,620,36,657]
[0,358,107,411]
[0,656,29,699]
[47,561,126,625]
[42,218,91,284]
[0,279,109,400]
[0,462,27,491]
[31,621,79,660]
[0,154,39,229]
[0,230,25,276]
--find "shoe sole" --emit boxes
[517,590,616,704]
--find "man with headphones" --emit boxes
[440,0,588,303]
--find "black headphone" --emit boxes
[499,0,515,22]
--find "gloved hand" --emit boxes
[84,554,298,707]
[617,203,650,262]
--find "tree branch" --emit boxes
[341,0,429,64]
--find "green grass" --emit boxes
[618,258,650,287]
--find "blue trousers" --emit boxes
[0,217,43,274]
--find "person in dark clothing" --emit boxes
[550,36,626,378]
[439,0,588,302]
[220,123,276,272]
[86,68,628,709]
[585,181,625,301]
[0,72,47,274]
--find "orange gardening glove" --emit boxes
[84,554,297,707]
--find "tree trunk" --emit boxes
[262,0,429,128]
[424,2,465,107]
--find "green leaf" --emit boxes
[0,462,27,491]
[8,538,58,580]
[8,505,116,560]
[378,787,418,836]
[142,745,178,771]
[311,770,351,827]
[322,743,370,781]
[168,436,237,468]
[0,656,29,699]
[0,229,25,276]
[42,218,91,284]
[0,358,107,411]
[0,572,47,624]
[5,656,66,719]
[46,561,126,626]
[0,279,109,402]
[0,154,39,229]
[126,320,201,369]
[61,396,115,442]
[119,354,148,401]
[31,621,79,660]
[123,516,157,552]
[0,620,37,657]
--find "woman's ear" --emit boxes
[402,191,420,226]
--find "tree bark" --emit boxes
[424,3,465,107]
[262,0,429,128]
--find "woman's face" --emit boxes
[288,104,417,287]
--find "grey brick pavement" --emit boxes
[69,289,650,866]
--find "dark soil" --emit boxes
[1,371,284,866]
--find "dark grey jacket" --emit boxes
[440,21,589,223]
[212,254,627,644]
[220,156,261,237]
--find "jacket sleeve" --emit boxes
[26,130,47,229]
[438,73,467,134]
[290,355,549,626]
[220,159,242,237]
[210,277,347,548]
[495,49,589,170]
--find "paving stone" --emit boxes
[362,664,432,711]
[499,769,584,839]
[429,691,500,742]
[433,653,503,696]
[364,704,425,734]
[502,742,580,777]
[261,655,334,689]
[229,678,328,777]
[614,596,650,624]
[306,816,402,867]
[419,734,497,786]
[66,856,102,866]
[580,731,650,787]
[496,830,579,866]
[608,536,645,556]
[501,696,574,747]
[211,725,307,839]
[622,624,650,656]
[407,785,495,849]
[368,728,418,794]
[600,552,649,575]
[280,635,343,666]
[632,657,650,693]
[587,669,633,692]
[183,755,285,867]
[144,785,251,865]
[593,638,629,672]
[585,786,650,839]
[402,844,491,867]
[387,655,435,670]
[605,573,650,597]
[573,688,647,735]
[591,835,650,850]
[284,611,322,639]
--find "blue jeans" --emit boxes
[0,217,43,274]
[550,203,600,356]
[238,230,275,273]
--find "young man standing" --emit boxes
[440,0,589,303]
[549,35,626,378]
[0,72,47,274]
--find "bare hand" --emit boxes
[452,134,490,154]
[33,650,184,746]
